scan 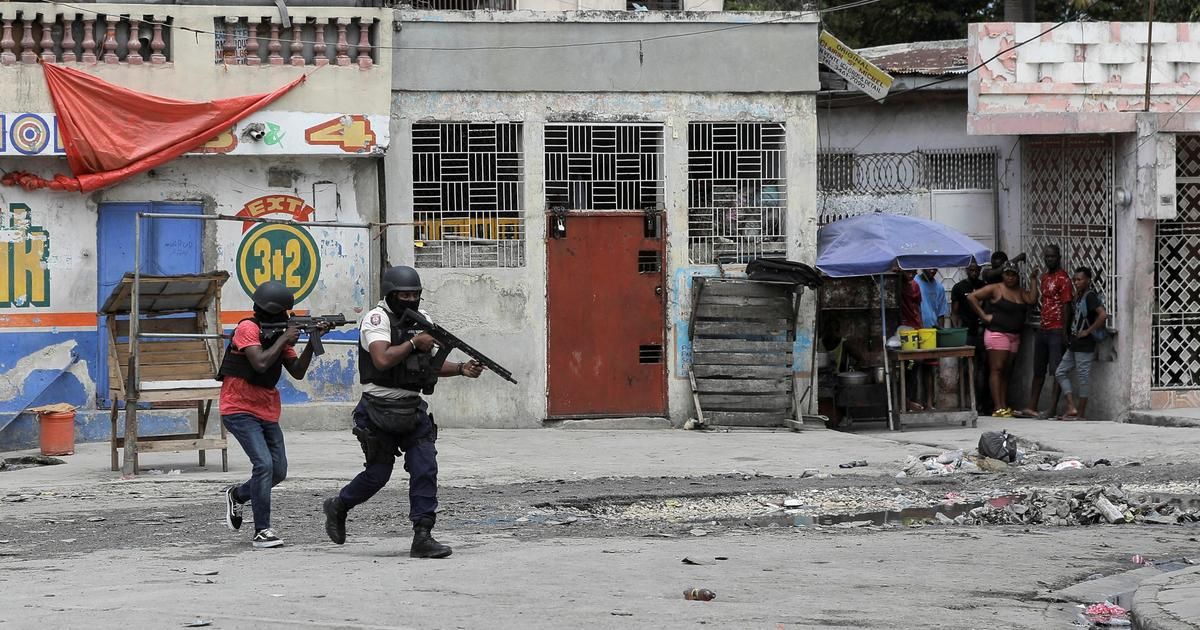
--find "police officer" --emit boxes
[322,266,482,558]
[218,281,329,548]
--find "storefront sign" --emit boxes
[234,195,321,303]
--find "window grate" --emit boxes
[412,122,525,269]
[687,122,787,265]
[545,124,664,212]
[639,344,663,364]
[637,250,660,273]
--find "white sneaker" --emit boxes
[252,528,284,548]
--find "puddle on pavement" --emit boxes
[746,495,1023,528]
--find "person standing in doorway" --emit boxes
[951,261,989,414]
[967,262,1038,418]
[322,266,483,559]
[218,281,329,548]
[1019,244,1071,419]
[1055,267,1107,420]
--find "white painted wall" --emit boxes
[387,91,817,428]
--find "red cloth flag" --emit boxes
[2,63,304,192]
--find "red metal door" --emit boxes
[547,214,666,417]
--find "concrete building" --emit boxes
[968,21,1200,420]
[385,10,819,428]
[0,1,392,449]
[0,3,820,450]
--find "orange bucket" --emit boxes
[38,411,76,456]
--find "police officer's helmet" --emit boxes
[252,281,295,315]
[381,266,422,296]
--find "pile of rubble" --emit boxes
[965,485,1200,527]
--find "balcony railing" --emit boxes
[215,17,378,68]
[0,10,173,65]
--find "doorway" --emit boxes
[546,214,667,417]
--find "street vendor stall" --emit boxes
[816,213,990,430]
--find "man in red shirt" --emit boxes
[1020,244,1071,418]
[898,270,927,410]
[217,281,328,548]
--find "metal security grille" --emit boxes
[1153,134,1200,389]
[687,122,787,264]
[545,124,664,212]
[1021,136,1116,327]
[412,122,525,268]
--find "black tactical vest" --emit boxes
[358,309,439,394]
[216,318,285,389]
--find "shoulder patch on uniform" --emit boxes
[369,313,382,326]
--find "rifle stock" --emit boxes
[401,309,518,384]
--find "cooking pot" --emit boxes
[871,366,887,384]
[838,371,868,387]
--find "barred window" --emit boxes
[687,122,787,265]
[412,122,525,268]
[544,124,664,212]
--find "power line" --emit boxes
[819,19,1071,107]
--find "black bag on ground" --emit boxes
[362,394,421,435]
[745,258,823,288]
[978,429,1019,463]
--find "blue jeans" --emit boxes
[1055,350,1095,398]
[337,397,439,524]
[222,413,288,530]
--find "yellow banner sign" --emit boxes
[819,30,894,101]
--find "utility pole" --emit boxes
[1144,0,1156,112]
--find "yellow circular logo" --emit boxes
[236,223,321,303]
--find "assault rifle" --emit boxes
[400,309,518,384]
[260,314,351,356]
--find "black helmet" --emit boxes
[252,280,295,315]
[381,266,422,296]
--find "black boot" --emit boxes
[410,518,452,559]
[323,496,347,545]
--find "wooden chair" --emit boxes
[100,272,230,475]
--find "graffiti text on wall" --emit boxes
[234,195,321,304]
[0,204,51,307]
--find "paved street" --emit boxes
[3,419,1200,629]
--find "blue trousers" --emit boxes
[337,396,439,524]
[222,413,288,530]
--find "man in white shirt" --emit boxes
[322,266,481,558]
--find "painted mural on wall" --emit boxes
[0,114,66,156]
[0,203,51,308]
[0,112,388,157]
[234,195,321,303]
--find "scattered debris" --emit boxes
[966,485,1200,526]
[799,469,819,479]
[1079,602,1130,627]
[681,557,709,565]
[0,455,66,472]
[683,588,716,601]
[192,570,219,576]
[1054,460,1085,471]
[610,611,633,617]
[838,460,868,469]
[183,621,212,628]
[190,579,214,585]
[86,517,106,523]
[689,528,708,537]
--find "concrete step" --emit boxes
[1128,409,1200,429]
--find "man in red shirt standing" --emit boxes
[1020,244,1071,419]
[217,281,329,548]
[898,269,925,410]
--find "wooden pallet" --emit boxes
[690,278,798,427]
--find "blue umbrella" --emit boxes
[814,213,991,430]
[816,213,991,278]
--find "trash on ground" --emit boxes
[681,557,709,565]
[192,570,219,576]
[1080,601,1130,626]
[689,528,708,537]
[183,621,212,628]
[683,588,716,601]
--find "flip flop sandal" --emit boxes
[1012,410,1036,418]
[993,408,1012,418]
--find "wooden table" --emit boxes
[889,346,976,431]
